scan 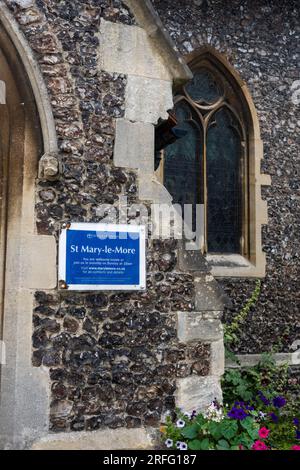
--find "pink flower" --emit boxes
[252,440,269,451]
[258,427,270,439]
[291,445,300,450]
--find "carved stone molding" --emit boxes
[38,152,61,180]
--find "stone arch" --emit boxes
[181,45,270,277]
[0,4,57,449]
[185,45,261,140]
[0,3,57,153]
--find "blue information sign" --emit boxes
[59,223,146,290]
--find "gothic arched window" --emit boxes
[161,51,250,257]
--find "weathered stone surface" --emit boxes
[210,340,225,377]
[177,244,209,272]
[195,275,230,311]
[6,0,34,9]
[114,119,154,171]
[20,236,57,289]
[31,427,156,450]
[176,375,222,413]
[125,75,173,124]
[39,189,56,202]
[63,317,79,334]
[2,0,298,448]
[177,312,223,343]
[30,33,59,54]
[139,173,173,203]
[226,352,300,369]
[99,20,171,80]
[15,6,42,25]
[0,80,5,104]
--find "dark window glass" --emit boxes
[164,101,203,232]
[161,65,245,255]
[206,108,242,253]
[185,69,222,105]
[164,120,202,208]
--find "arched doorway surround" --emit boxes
[0,4,57,449]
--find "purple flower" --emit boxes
[273,396,286,408]
[296,430,300,440]
[293,418,300,428]
[228,407,248,420]
[236,409,248,420]
[258,391,270,406]
[270,412,279,423]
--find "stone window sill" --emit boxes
[206,254,265,278]
[177,245,266,278]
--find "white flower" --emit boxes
[203,401,224,422]
[176,419,185,428]
[183,412,191,419]
[179,442,188,451]
[165,438,173,448]
[176,441,188,450]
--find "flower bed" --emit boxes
[162,290,300,451]
[161,394,300,450]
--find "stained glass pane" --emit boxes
[164,104,202,230]
[175,100,192,122]
[206,107,242,253]
[185,69,222,105]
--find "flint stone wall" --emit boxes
[152,0,300,354]
[5,0,219,435]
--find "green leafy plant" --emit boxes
[222,368,260,403]
[163,404,259,451]
[222,353,290,405]
[162,396,300,451]
[162,277,300,451]
[224,279,261,349]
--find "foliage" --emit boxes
[253,390,300,450]
[224,279,261,349]
[162,352,300,451]
[172,277,300,451]
[162,277,300,451]
[222,353,290,405]
[161,395,300,451]
[162,403,259,451]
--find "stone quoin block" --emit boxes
[20,235,57,289]
[210,340,225,376]
[176,375,222,413]
[114,119,154,171]
[177,311,223,343]
[125,75,173,124]
[138,173,173,203]
[31,427,156,450]
[99,20,171,80]
[0,80,5,104]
